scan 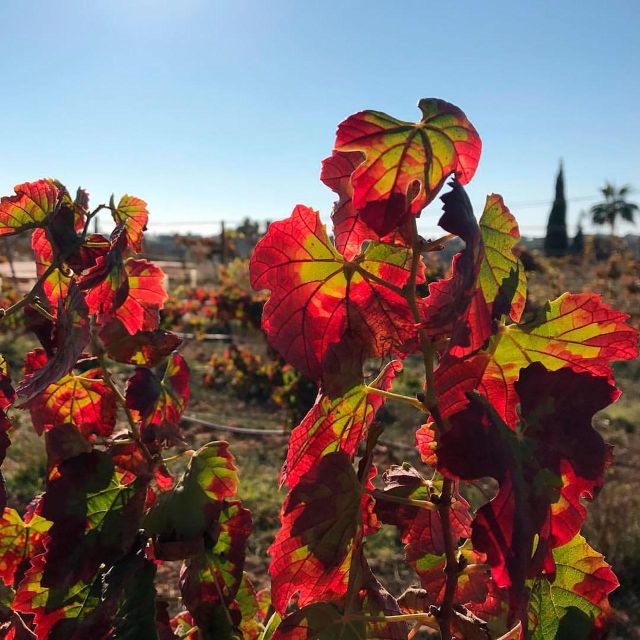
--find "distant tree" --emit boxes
[571,223,584,255]
[544,162,569,256]
[590,183,638,235]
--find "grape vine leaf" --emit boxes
[180,501,252,640]
[99,319,181,367]
[101,546,158,640]
[437,364,616,618]
[421,183,526,356]
[111,194,148,253]
[17,283,90,403]
[250,205,417,392]
[38,451,147,592]
[144,442,239,559]
[280,361,401,490]
[0,508,51,587]
[26,368,117,437]
[113,258,168,334]
[435,292,638,422]
[375,464,472,557]
[320,150,379,260]
[0,355,15,411]
[272,568,407,640]
[14,542,156,640]
[528,534,618,639]
[269,451,368,613]
[125,352,190,446]
[335,98,481,235]
[31,229,71,312]
[0,180,61,237]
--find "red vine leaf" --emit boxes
[111,194,148,253]
[269,451,365,613]
[0,354,16,410]
[113,258,168,334]
[31,229,70,312]
[421,183,526,356]
[250,205,416,392]
[335,99,481,235]
[527,534,618,639]
[99,319,181,366]
[0,180,61,237]
[280,361,401,490]
[320,150,378,260]
[435,292,638,422]
[272,567,407,640]
[125,352,190,447]
[437,364,616,618]
[17,283,90,403]
[0,508,51,587]
[26,368,117,437]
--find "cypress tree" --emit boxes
[571,223,584,255]
[544,162,569,256]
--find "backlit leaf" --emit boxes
[335,98,481,235]
[180,501,251,640]
[112,195,148,253]
[269,452,365,613]
[421,183,526,356]
[280,361,401,490]
[26,368,117,437]
[144,442,239,559]
[39,451,147,592]
[99,319,181,366]
[17,283,90,403]
[321,150,378,260]
[272,569,407,640]
[250,205,416,392]
[114,258,168,334]
[0,180,61,237]
[0,508,51,587]
[437,364,617,617]
[528,534,618,639]
[435,292,638,422]
[125,352,190,446]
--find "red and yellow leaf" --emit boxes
[280,361,401,490]
[125,352,190,446]
[335,99,481,235]
[528,534,618,639]
[0,508,51,587]
[113,258,168,334]
[26,368,117,437]
[0,180,61,237]
[98,319,181,366]
[435,292,638,422]
[112,194,148,253]
[269,452,365,613]
[250,205,416,392]
[437,364,617,618]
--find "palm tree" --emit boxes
[590,183,638,235]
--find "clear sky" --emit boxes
[1,0,638,238]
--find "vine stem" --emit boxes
[404,217,459,640]
[369,488,437,511]
[163,449,195,464]
[365,385,424,409]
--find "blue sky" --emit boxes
[1,0,638,237]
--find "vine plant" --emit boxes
[0,96,636,640]
[248,98,638,639]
